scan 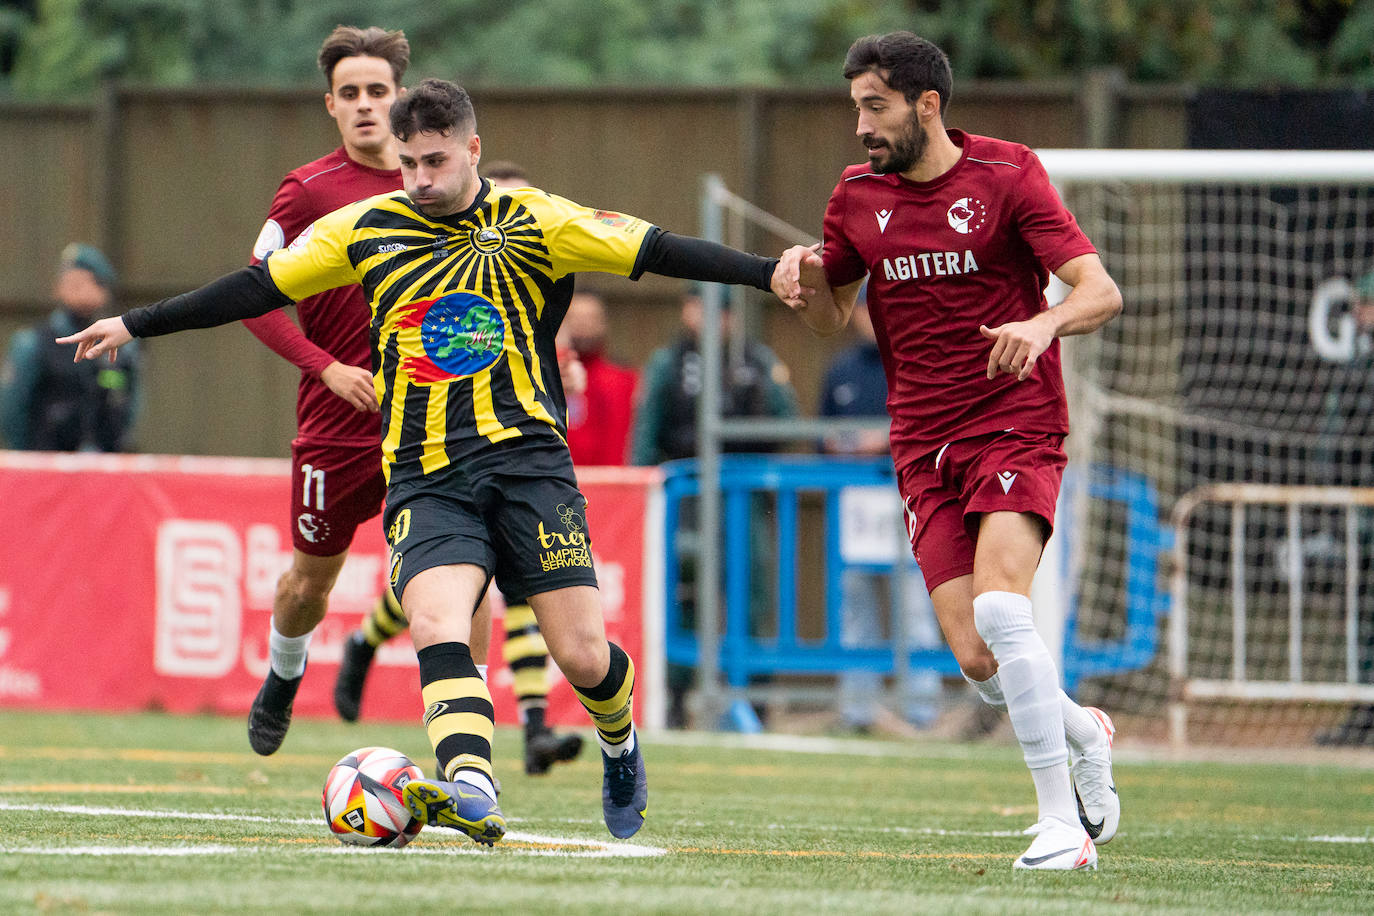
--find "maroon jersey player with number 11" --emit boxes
[777,31,1123,872]
[238,26,406,759]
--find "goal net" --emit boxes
[1042,150,1374,747]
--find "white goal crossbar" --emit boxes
[1040,149,1374,183]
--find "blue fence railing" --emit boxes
[659,455,1170,696]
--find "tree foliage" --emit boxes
[2,0,1371,100]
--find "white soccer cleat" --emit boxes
[1071,706,1120,845]
[1013,816,1097,871]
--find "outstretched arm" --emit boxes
[58,264,294,363]
[633,229,783,294]
[979,252,1121,381]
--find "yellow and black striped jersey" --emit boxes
[264,181,652,487]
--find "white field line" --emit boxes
[2,800,1366,849]
[0,801,666,858]
[0,843,667,859]
[0,799,318,826]
[5,845,242,856]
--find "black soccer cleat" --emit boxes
[333,631,375,723]
[524,728,584,776]
[247,668,304,756]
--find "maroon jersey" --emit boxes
[821,130,1096,466]
[244,147,401,446]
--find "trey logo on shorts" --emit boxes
[536,502,591,572]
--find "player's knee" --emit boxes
[971,591,1033,646]
[956,652,998,683]
[552,638,610,687]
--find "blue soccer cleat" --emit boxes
[600,743,648,839]
[402,777,506,847]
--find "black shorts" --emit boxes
[382,438,597,602]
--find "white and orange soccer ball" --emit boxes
[322,746,424,847]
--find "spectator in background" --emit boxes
[819,290,945,735]
[1,243,139,452]
[1317,266,1374,748]
[632,288,798,727]
[631,289,797,464]
[557,290,637,465]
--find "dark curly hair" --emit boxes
[843,31,951,117]
[389,78,477,141]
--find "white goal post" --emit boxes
[1039,149,1374,748]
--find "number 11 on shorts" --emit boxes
[302,463,326,510]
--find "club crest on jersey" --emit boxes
[875,208,893,233]
[470,225,507,254]
[394,291,506,384]
[947,197,987,235]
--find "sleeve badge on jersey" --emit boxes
[287,222,316,251]
[252,219,285,260]
[592,210,630,228]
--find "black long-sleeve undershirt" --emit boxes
[123,264,292,339]
[122,228,778,340]
[633,228,778,292]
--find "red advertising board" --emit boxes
[0,452,661,728]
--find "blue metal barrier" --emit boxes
[1060,465,1174,692]
[659,455,1171,696]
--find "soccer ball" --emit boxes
[322,746,424,847]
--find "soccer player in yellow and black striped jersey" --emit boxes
[63,78,787,846]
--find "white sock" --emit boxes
[972,591,1075,826]
[1061,696,1102,754]
[269,622,311,680]
[476,664,488,682]
[967,671,1102,755]
[964,671,1007,711]
[455,771,498,802]
[1030,764,1078,826]
[598,726,636,759]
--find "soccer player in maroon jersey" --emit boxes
[239,25,409,758]
[776,32,1123,871]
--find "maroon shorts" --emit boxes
[288,440,386,556]
[895,430,1066,593]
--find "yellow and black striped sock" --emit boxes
[571,642,635,755]
[417,642,496,797]
[361,588,407,649]
[502,603,551,728]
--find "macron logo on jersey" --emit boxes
[998,471,1018,493]
[875,208,893,233]
[881,249,980,282]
